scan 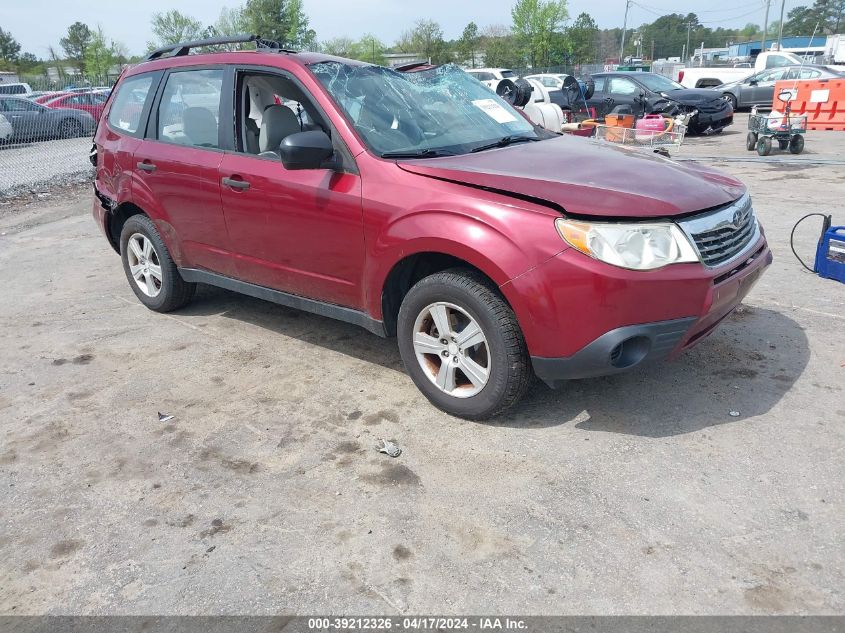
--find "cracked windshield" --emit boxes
[310,62,544,157]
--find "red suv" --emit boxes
[92,36,771,419]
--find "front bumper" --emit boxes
[502,234,772,387]
[694,108,734,132]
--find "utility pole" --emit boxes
[619,0,632,63]
[776,0,786,50]
[761,0,771,57]
[686,21,693,63]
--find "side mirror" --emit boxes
[279,130,335,170]
[748,79,758,86]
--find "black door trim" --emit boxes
[178,267,386,337]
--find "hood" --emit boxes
[397,135,745,218]
[662,88,724,104]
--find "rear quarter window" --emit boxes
[108,74,156,135]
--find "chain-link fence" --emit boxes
[0,75,109,198]
[0,136,93,198]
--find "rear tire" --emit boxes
[397,269,531,419]
[120,215,195,312]
[789,135,804,154]
[746,132,758,151]
[58,118,82,139]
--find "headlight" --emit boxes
[555,218,700,270]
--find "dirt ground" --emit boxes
[0,114,843,615]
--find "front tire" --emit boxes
[757,136,772,156]
[120,215,195,312]
[397,269,531,419]
[724,93,738,111]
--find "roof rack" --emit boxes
[145,34,296,61]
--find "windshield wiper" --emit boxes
[470,135,540,153]
[381,148,455,159]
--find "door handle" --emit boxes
[222,176,250,190]
[136,161,156,172]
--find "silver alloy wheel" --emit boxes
[126,233,163,298]
[412,302,490,398]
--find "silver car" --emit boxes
[0,95,96,141]
[719,65,844,110]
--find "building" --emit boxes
[727,36,827,60]
[383,52,425,68]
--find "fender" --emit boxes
[364,207,562,319]
[127,172,186,266]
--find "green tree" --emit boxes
[398,19,451,64]
[213,6,248,37]
[242,0,288,45]
[84,27,117,79]
[284,0,316,48]
[60,22,92,74]
[147,10,204,51]
[351,34,386,65]
[566,12,599,64]
[0,28,21,68]
[481,25,521,68]
[17,52,40,73]
[511,0,569,68]
[740,23,760,37]
[321,36,356,57]
[785,0,845,35]
[457,22,480,67]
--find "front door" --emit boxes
[132,67,236,276]
[217,68,365,309]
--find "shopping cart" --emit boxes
[593,121,687,155]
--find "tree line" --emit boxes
[0,0,842,79]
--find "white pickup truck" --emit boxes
[678,51,810,88]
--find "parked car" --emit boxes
[676,50,807,88]
[0,96,96,140]
[0,113,13,142]
[588,71,734,134]
[524,73,571,90]
[0,82,33,96]
[33,91,70,104]
[718,65,844,110]
[465,68,518,90]
[44,90,109,121]
[93,36,771,419]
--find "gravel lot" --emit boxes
[0,137,93,198]
[0,115,843,615]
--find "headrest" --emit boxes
[259,104,300,152]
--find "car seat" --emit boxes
[182,107,218,147]
[259,104,301,157]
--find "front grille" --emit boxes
[678,195,758,267]
[698,99,729,114]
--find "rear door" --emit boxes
[133,67,236,276]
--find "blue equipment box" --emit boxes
[814,226,845,284]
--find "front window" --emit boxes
[310,62,541,157]
[634,74,685,93]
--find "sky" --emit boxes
[5,0,805,57]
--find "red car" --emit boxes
[33,92,69,104]
[45,91,108,121]
[92,35,771,418]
